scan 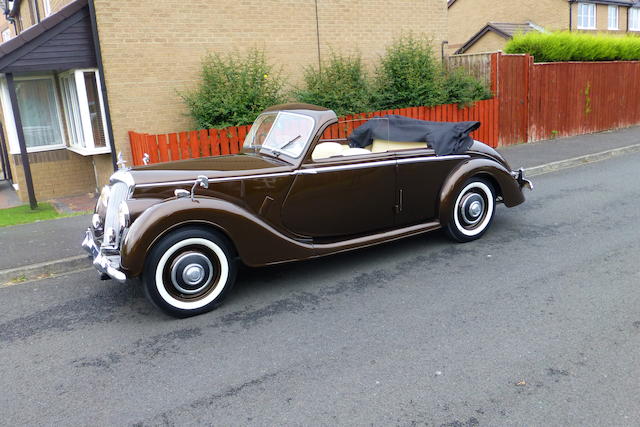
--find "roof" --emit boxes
[455,22,545,55]
[0,0,95,73]
[449,0,639,8]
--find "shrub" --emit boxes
[181,49,286,129]
[372,35,447,110]
[295,52,373,116]
[505,31,640,62]
[443,68,493,105]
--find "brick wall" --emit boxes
[93,0,447,163]
[10,149,97,202]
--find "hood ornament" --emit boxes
[142,153,150,165]
[190,175,209,202]
[116,152,127,170]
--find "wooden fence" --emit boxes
[445,52,493,88]
[129,52,640,164]
[128,99,500,166]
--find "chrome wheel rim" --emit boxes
[459,193,485,227]
[169,252,214,295]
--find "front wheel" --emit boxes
[444,178,496,243]
[142,227,237,318]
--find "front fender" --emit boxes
[120,197,315,276]
[439,158,525,227]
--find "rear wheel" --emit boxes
[444,178,496,243]
[143,227,237,318]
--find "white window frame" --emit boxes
[43,0,52,17]
[608,5,619,30]
[0,74,66,154]
[1,28,11,42]
[577,3,597,30]
[59,69,111,156]
[630,8,640,31]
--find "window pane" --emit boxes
[15,78,62,148]
[609,6,618,29]
[60,74,85,147]
[83,72,106,148]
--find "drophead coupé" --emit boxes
[83,103,532,318]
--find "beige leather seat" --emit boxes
[342,147,371,156]
[371,139,427,153]
[312,142,345,160]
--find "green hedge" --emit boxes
[505,31,640,62]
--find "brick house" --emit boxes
[0,0,447,205]
[448,0,640,54]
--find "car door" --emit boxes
[282,154,397,238]
[394,148,469,226]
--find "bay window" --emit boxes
[578,3,596,30]
[59,69,109,154]
[14,75,64,150]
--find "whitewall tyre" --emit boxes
[143,227,237,318]
[445,178,496,243]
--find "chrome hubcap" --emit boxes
[460,193,485,226]
[183,264,205,285]
[170,252,214,295]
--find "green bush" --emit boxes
[181,49,286,129]
[372,35,446,110]
[295,52,373,116]
[443,68,493,105]
[505,31,640,62]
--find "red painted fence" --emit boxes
[129,52,640,165]
[128,99,500,166]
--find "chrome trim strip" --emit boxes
[136,171,296,188]
[306,159,396,173]
[135,155,469,187]
[397,155,469,164]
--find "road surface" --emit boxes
[1,152,639,426]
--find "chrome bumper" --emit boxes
[82,228,127,283]
[513,168,533,191]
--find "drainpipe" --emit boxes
[88,0,118,171]
[569,0,573,31]
[33,0,41,23]
[314,0,321,71]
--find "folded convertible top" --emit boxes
[347,115,481,156]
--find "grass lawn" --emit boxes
[0,203,88,227]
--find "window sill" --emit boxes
[577,27,597,30]
[67,145,112,156]
[9,144,66,155]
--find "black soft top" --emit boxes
[348,115,481,156]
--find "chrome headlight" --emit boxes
[98,185,110,208]
[91,213,102,229]
[118,201,130,230]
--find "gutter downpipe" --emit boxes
[569,0,573,32]
[88,0,118,171]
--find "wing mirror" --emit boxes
[190,175,209,202]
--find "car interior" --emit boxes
[311,140,428,161]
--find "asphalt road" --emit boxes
[1,152,640,426]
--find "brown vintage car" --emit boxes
[82,103,532,318]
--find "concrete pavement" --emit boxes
[1,150,639,425]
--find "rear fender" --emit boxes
[120,198,314,276]
[439,159,525,227]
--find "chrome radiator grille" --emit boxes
[103,180,129,247]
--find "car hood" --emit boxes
[125,153,292,186]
